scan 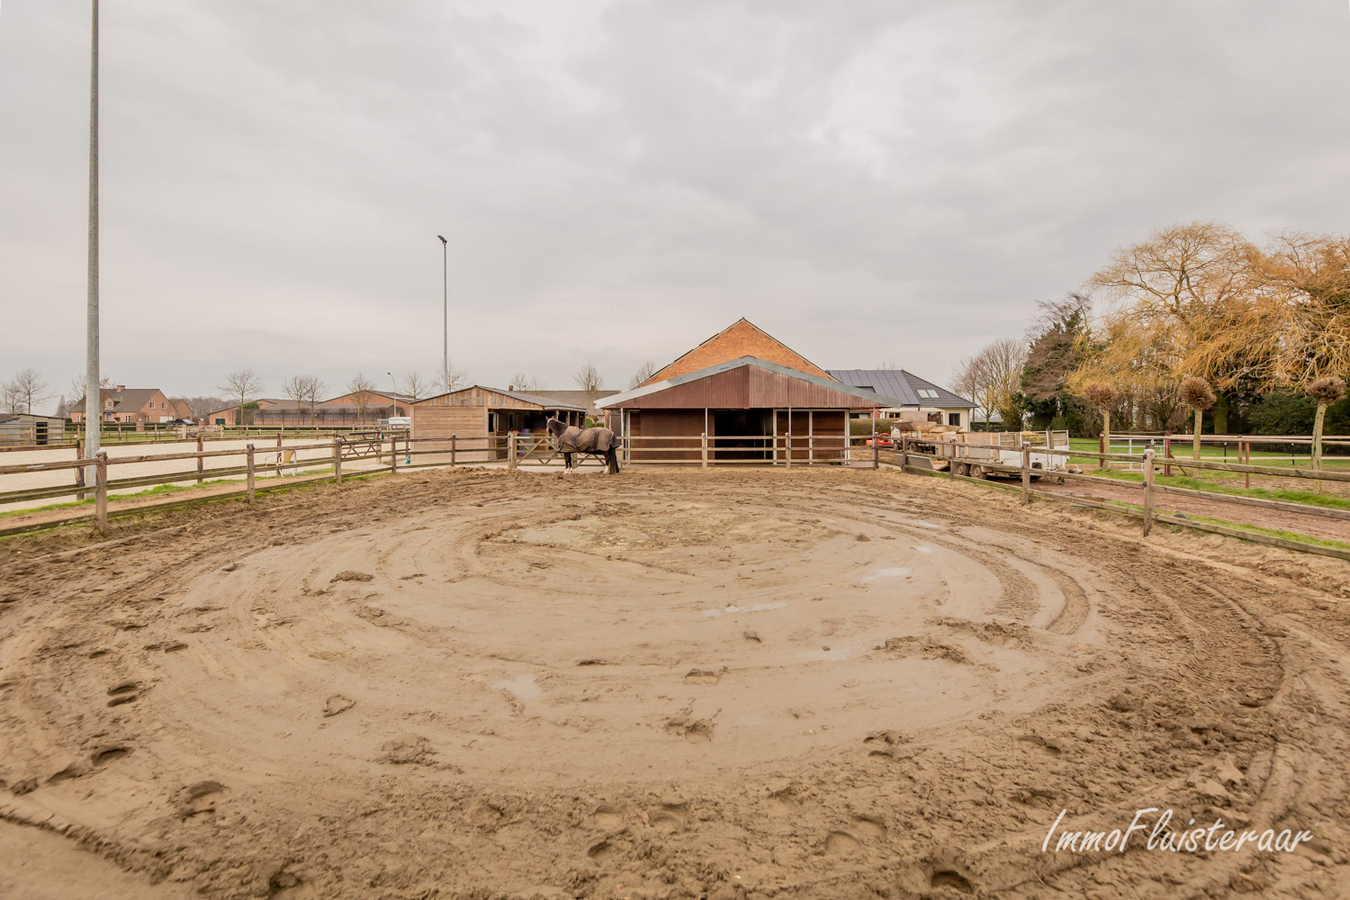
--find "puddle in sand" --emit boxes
[912,546,935,554]
[863,567,911,582]
[702,601,788,618]
[492,675,541,703]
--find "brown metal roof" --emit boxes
[599,358,887,411]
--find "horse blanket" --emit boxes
[547,418,620,453]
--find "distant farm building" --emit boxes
[828,369,976,429]
[597,319,891,463]
[410,386,586,457]
[205,391,412,427]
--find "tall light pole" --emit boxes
[437,234,448,392]
[386,370,398,415]
[84,0,101,464]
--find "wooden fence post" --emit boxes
[246,444,256,504]
[1021,444,1031,506]
[196,434,205,484]
[1142,447,1155,537]
[391,436,399,474]
[1243,440,1250,489]
[872,430,879,469]
[785,432,792,469]
[450,434,457,467]
[332,437,342,485]
[75,439,86,501]
[95,452,109,536]
[1163,435,1172,478]
[948,439,955,482]
[701,432,708,468]
[900,434,908,471]
[508,432,518,470]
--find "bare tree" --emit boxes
[175,396,227,419]
[218,369,264,426]
[283,375,326,426]
[434,361,468,395]
[347,372,377,425]
[400,371,432,401]
[952,339,1027,429]
[574,362,603,406]
[0,380,21,414]
[628,360,659,389]
[510,372,545,392]
[876,357,900,370]
[4,369,52,415]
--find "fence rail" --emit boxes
[3,429,1344,562]
[891,435,1350,562]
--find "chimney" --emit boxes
[115,384,126,392]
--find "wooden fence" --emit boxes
[891,435,1350,562]
[3,429,1345,563]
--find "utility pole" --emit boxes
[84,0,101,470]
[437,234,448,392]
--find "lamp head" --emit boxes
[437,235,447,244]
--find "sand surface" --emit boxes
[1,467,1348,898]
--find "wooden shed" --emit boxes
[597,357,890,464]
[0,413,67,447]
[410,386,585,458]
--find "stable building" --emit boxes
[410,386,586,457]
[597,319,891,464]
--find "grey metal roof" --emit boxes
[529,389,619,410]
[595,356,892,409]
[827,369,976,409]
[414,385,586,412]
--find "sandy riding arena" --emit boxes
[1,468,1348,899]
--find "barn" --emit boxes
[410,386,586,459]
[596,320,890,464]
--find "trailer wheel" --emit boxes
[955,462,969,477]
[971,465,987,480]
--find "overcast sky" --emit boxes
[1,1,1347,410]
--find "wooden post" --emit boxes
[701,432,708,468]
[196,434,204,484]
[785,431,792,469]
[332,436,342,485]
[871,426,879,469]
[948,439,955,482]
[900,434,908,471]
[94,452,109,536]
[1142,448,1155,537]
[75,439,86,501]
[1243,440,1250,489]
[246,444,256,504]
[450,434,457,467]
[1163,435,1172,478]
[391,436,398,473]
[508,432,518,470]
[1021,444,1031,505]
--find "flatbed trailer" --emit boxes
[902,430,1073,480]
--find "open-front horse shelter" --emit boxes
[597,318,894,464]
[410,386,585,459]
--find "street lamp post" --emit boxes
[84,0,101,468]
[437,234,448,392]
[386,370,398,416]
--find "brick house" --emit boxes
[68,386,185,425]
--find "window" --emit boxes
[948,412,961,427]
[918,389,939,400]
